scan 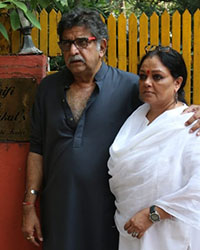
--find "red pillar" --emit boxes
[0,55,47,250]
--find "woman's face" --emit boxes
[139,55,182,108]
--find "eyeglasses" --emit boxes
[58,36,97,51]
[144,45,171,54]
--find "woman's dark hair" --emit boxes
[57,7,108,41]
[138,46,187,103]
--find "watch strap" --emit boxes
[150,205,156,213]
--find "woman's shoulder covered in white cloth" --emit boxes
[109,103,193,154]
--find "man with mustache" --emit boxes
[22,7,200,250]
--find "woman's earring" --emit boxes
[174,92,178,103]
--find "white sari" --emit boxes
[108,103,200,250]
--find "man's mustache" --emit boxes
[67,55,86,64]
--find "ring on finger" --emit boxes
[132,231,139,237]
[26,236,33,240]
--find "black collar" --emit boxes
[62,61,109,90]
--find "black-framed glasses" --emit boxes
[144,45,171,54]
[58,36,97,51]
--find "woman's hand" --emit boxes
[124,208,152,239]
[124,206,172,239]
[183,105,200,136]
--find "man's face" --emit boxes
[60,26,106,77]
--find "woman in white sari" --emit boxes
[108,46,200,250]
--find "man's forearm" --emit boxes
[24,152,43,204]
[22,152,43,246]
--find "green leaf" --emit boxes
[12,0,28,13]
[10,9,21,30]
[38,0,52,8]
[24,10,41,29]
[54,0,69,7]
[0,3,8,9]
[53,1,67,11]
[59,0,69,7]
[0,23,9,41]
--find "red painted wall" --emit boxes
[0,55,47,250]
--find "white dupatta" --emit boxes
[108,104,200,249]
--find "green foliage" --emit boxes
[0,22,9,41]
[128,0,167,16]
[24,10,41,28]
[9,9,21,30]
[124,0,200,17]
[49,55,66,71]
[0,0,77,41]
[0,0,41,40]
[167,0,200,14]
[12,0,28,12]
[45,0,111,16]
[88,0,200,17]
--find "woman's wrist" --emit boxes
[155,206,172,220]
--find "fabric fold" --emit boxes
[108,103,200,249]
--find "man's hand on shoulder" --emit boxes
[183,105,200,136]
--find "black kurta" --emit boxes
[30,62,141,250]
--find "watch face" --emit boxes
[149,205,161,223]
[151,214,160,221]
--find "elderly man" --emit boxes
[22,7,200,250]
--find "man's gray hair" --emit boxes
[57,7,108,42]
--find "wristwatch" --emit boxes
[149,205,160,223]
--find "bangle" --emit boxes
[30,189,39,195]
[25,189,39,195]
[22,201,34,206]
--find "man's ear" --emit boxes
[99,39,107,58]
[174,76,183,92]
